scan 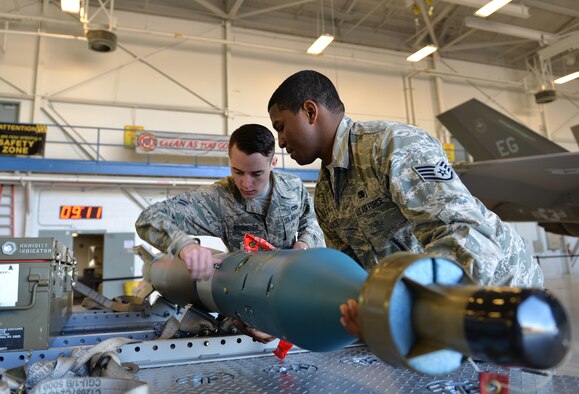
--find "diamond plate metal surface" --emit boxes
[136,346,579,393]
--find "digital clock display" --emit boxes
[59,206,103,220]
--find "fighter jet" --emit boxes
[437,99,579,237]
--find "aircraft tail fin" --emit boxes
[572,124,579,148]
[437,99,567,161]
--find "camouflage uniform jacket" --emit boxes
[136,171,325,255]
[315,116,543,288]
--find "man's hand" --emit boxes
[339,299,363,340]
[292,241,309,250]
[179,243,222,281]
[231,319,275,344]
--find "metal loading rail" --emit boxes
[1,305,579,393]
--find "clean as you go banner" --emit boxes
[135,130,229,157]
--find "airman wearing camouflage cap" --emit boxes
[268,70,543,338]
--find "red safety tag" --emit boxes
[273,340,294,360]
[243,234,276,251]
[242,234,294,359]
[479,372,509,394]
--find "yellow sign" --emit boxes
[124,125,144,149]
[442,143,455,163]
[0,123,47,156]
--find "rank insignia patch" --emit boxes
[414,159,455,181]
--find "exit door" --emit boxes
[102,232,136,298]
[38,230,137,299]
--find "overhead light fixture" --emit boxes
[475,0,512,18]
[554,71,579,85]
[437,0,529,18]
[307,34,334,55]
[406,45,438,62]
[61,0,81,14]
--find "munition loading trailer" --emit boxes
[0,237,576,393]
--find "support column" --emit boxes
[432,54,447,144]
[223,21,233,136]
[31,0,48,122]
[23,181,33,237]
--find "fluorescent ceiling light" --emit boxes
[475,0,512,18]
[437,0,529,18]
[61,0,81,14]
[406,45,438,62]
[554,71,579,85]
[307,34,334,55]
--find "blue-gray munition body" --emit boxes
[145,249,571,375]
[147,248,368,352]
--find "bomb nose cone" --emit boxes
[519,291,571,369]
[465,288,571,369]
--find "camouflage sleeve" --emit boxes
[296,185,326,248]
[135,186,224,256]
[382,124,538,287]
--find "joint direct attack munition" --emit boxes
[145,249,570,375]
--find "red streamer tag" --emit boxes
[243,234,276,251]
[242,234,294,360]
[479,372,509,394]
[273,340,294,360]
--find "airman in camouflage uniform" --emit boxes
[136,171,323,254]
[135,124,325,282]
[268,70,543,290]
[315,116,543,288]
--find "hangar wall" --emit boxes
[0,4,577,278]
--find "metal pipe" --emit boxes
[0,25,525,90]
[0,29,87,41]
[0,12,80,26]
[522,0,579,18]
[48,96,225,115]
[403,70,419,125]
[0,173,212,186]
[418,67,522,88]
[23,180,32,237]
[402,75,410,124]
[0,172,317,189]
[11,184,14,237]
[432,55,447,143]
[224,21,232,135]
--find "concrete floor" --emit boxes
[545,276,579,377]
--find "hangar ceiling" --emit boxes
[0,1,578,81]
[109,0,579,77]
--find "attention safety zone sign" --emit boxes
[0,123,47,156]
